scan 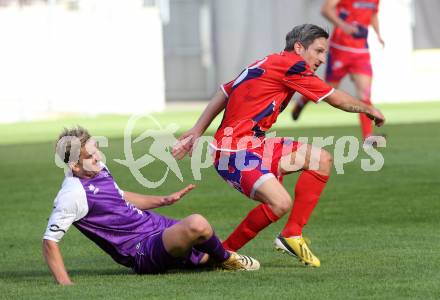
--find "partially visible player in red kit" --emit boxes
[173,24,385,267]
[292,0,384,143]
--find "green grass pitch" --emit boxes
[1,102,440,299]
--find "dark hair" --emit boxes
[55,126,91,164]
[285,24,329,51]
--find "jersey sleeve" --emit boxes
[220,80,234,98]
[43,181,88,242]
[282,61,334,103]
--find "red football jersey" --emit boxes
[330,0,379,53]
[212,51,334,151]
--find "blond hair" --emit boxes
[55,126,91,164]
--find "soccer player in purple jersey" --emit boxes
[43,127,259,285]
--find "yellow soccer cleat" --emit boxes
[220,252,260,271]
[274,235,321,267]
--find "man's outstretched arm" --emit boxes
[42,239,73,285]
[172,89,228,160]
[123,184,195,210]
[190,89,228,135]
[324,89,385,127]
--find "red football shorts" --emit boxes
[213,138,300,199]
[325,47,372,83]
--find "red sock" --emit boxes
[222,203,279,251]
[281,170,329,237]
[360,113,373,140]
[359,97,373,140]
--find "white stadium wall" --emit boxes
[0,1,165,123]
[369,0,440,103]
[1,0,439,124]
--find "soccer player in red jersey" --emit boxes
[173,24,385,267]
[292,0,384,143]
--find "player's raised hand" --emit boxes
[172,129,200,160]
[366,107,385,127]
[161,184,195,206]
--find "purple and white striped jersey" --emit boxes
[43,165,172,268]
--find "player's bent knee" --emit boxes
[321,150,333,166]
[319,150,333,174]
[186,214,212,238]
[272,195,292,216]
